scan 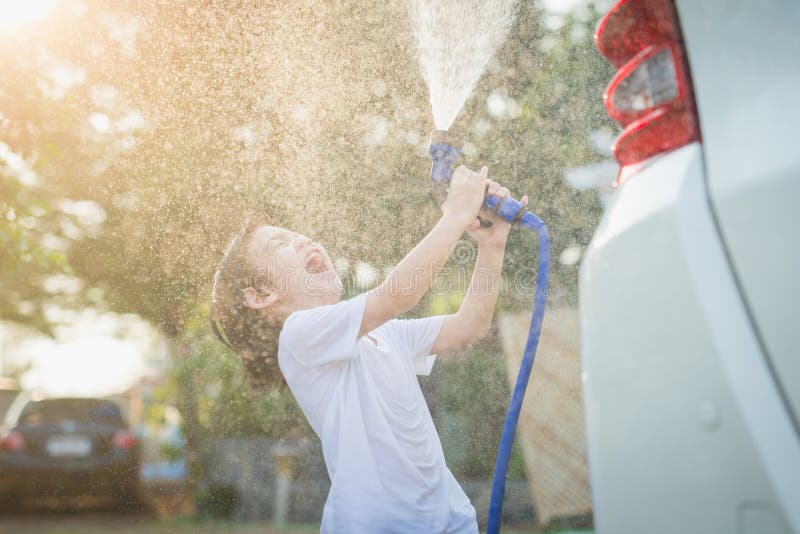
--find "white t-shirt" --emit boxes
[278,293,478,534]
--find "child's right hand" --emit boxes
[442,165,487,230]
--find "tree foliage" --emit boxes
[2,1,611,336]
[0,165,75,334]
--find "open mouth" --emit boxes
[305,250,328,274]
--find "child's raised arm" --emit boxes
[431,180,527,355]
[358,165,488,338]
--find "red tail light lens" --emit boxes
[1,430,25,452]
[606,45,678,122]
[596,0,700,184]
[112,430,137,449]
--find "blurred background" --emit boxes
[0,0,616,532]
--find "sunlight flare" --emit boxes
[0,0,57,30]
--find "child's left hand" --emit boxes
[466,179,528,248]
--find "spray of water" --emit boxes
[410,0,518,131]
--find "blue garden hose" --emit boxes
[487,220,549,534]
[429,131,550,534]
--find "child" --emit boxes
[210,165,526,533]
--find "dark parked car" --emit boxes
[0,397,141,508]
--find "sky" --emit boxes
[1,308,167,397]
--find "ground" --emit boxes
[0,514,312,534]
[0,512,591,534]
[0,499,591,534]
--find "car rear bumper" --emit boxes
[579,144,800,533]
[0,456,139,497]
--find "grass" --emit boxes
[0,514,593,534]
[0,516,314,534]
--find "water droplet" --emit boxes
[487,92,507,118]
[698,401,722,431]
[559,246,582,266]
[89,112,112,133]
[370,80,386,97]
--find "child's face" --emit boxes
[246,225,340,310]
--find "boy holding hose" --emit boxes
[210,165,526,533]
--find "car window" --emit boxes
[18,399,123,426]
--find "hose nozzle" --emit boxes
[426,130,543,232]
[428,130,463,205]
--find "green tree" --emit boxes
[0,166,74,333]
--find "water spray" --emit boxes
[410,0,544,528]
[428,130,550,534]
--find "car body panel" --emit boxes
[675,0,800,424]
[580,144,798,533]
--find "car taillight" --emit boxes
[595,0,700,185]
[112,430,136,449]
[1,430,25,452]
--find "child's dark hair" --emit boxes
[210,219,285,389]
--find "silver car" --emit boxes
[580,0,800,532]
